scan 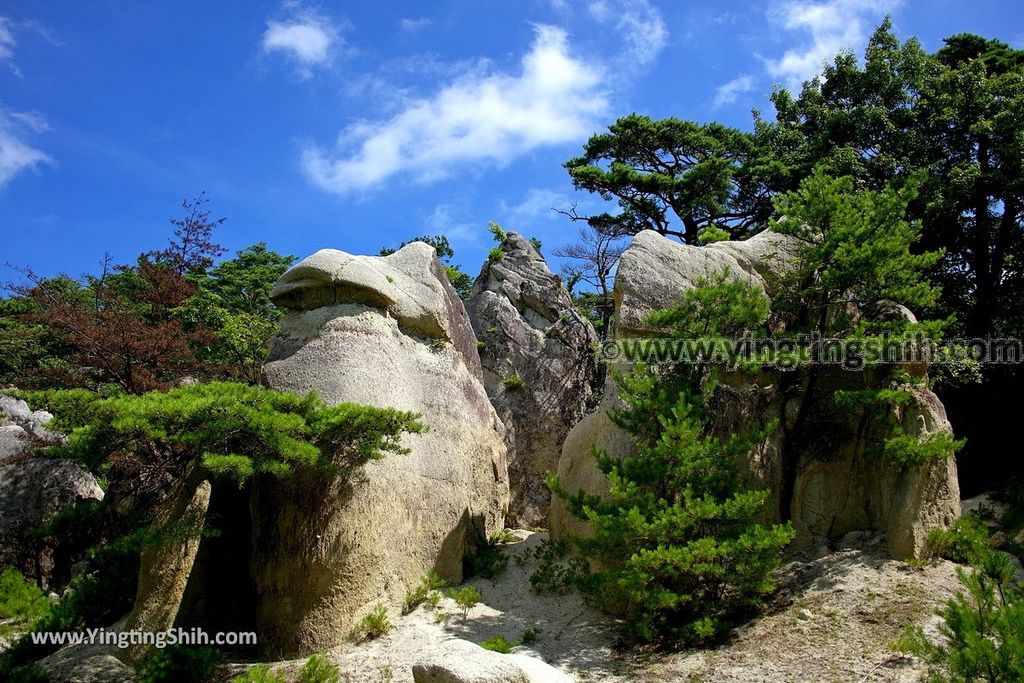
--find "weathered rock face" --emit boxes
[0,397,104,586]
[550,229,961,559]
[259,241,509,656]
[466,234,598,528]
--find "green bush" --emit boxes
[136,645,220,683]
[500,375,523,391]
[895,522,1024,682]
[488,247,504,262]
[354,603,391,641]
[547,275,794,643]
[298,654,340,683]
[6,663,50,683]
[924,515,991,564]
[479,635,517,653]
[520,627,540,646]
[464,537,509,580]
[403,571,446,614]
[0,569,50,631]
[230,664,286,683]
[447,586,482,620]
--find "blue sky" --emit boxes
[2,0,1021,283]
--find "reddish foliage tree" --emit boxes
[7,194,226,393]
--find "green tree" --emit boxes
[770,170,956,517]
[563,114,773,244]
[183,243,295,384]
[380,234,473,299]
[548,275,794,643]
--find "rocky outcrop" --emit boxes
[466,234,598,528]
[0,396,103,586]
[259,241,509,656]
[550,229,960,559]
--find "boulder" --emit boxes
[0,458,104,585]
[259,241,509,656]
[550,229,961,559]
[411,638,573,683]
[1,395,102,585]
[466,233,598,527]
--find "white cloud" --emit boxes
[261,7,342,78]
[424,203,481,245]
[500,188,569,228]
[399,17,432,33]
[0,16,21,77]
[0,107,53,189]
[713,74,755,108]
[589,0,667,67]
[762,0,900,88]
[303,25,608,194]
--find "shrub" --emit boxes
[923,515,991,564]
[403,571,446,614]
[546,275,794,643]
[487,221,507,243]
[230,665,286,683]
[136,645,220,683]
[895,523,1024,682]
[529,237,542,251]
[480,635,517,653]
[448,586,482,620]
[0,569,50,632]
[298,654,340,683]
[464,537,509,580]
[488,247,505,262]
[476,340,486,351]
[520,627,540,646]
[500,375,523,391]
[355,603,392,641]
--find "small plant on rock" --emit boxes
[520,627,541,646]
[480,635,517,653]
[488,247,505,262]
[355,603,392,641]
[298,654,340,683]
[500,374,523,391]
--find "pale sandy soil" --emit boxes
[220,530,963,682]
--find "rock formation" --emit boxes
[0,396,104,586]
[258,241,509,656]
[466,233,598,528]
[550,229,960,559]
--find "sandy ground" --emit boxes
[219,530,963,682]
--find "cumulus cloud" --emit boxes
[713,74,755,108]
[261,7,342,78]
[762,0,900,88]
[303,25,608,194]
[0,107,53,189]
[588,0,667,66]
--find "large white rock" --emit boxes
[411,638,574,683]
[550,229,961,559]
[258,241,509,656]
